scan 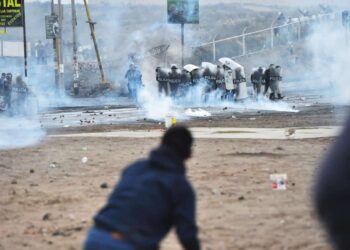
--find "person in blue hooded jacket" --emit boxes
[84,126,201,250]
[315,112,350,250]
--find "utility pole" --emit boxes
[71,0,79,80]
[57,0,64,95]
[180,1,185,67]
[83,0,106,87]
[181,23,184,67]
[51,0,59,93]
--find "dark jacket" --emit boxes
[156,68,169,84]
[251,70,264,84]
[94,146,200,250]
[315,114,350,250]
[263,69,271,86]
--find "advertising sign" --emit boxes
[0,0,23,27]
[167,0,199,24]
[45,15,59,39]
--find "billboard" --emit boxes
[0,0,23,27]
[167,0,199,24]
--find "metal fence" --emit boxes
[192,11,342,62]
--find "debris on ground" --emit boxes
[49,162,58,168]
[81,157,88,164]
[285,128,296,137]
[238,196,245,201]
[42,213,51,221]
[100,182,108,189]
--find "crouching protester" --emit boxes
[84,126,201,250]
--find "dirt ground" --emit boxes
[0,131,335,250]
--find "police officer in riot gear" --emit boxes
[267,65,284,100]
[168,64,181,98]
[180,69,192,97]
[4,73,13,110]
[234,67,246,100]
[251,67,264,97]
[275,65,284,100]
[0,73,5,95]
[223,64,235,100]
[13,75,29,115]
[264,64,274,97]
[216,65,225,99]
[156,67,169,96]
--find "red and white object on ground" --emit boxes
[270,174,288,190]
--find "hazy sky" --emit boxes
[28,0,350,6]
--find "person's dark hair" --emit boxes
[161,126,193,160]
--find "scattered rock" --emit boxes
[292,182,296,186]
[100,182,108,189]
[275,146,284,151]
[81,157,88,164]
[42,213,51,221]
[285,128,296,137]
[11,180,17,185]
[223,107,228,110]
[49,162,58,168]
[238,196,245,201]
[29,169,35,174]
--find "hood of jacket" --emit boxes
[149,145,186,175]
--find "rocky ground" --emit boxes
[1,105,347,250]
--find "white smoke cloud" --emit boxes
[0,117,46,150]
[307,18,350,104]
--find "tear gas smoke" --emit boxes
[138,79,297,122]
[307,20,350,105]
[0,117,45,150]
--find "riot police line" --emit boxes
[0,72,37,116]
[154,58,284,103]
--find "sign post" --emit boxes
[21,0,27,77]
[181,23,184,67]
[48,0,60,93]
[167,0,199,67]
[0,0,26,76]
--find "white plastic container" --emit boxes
[165,115,176,128]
